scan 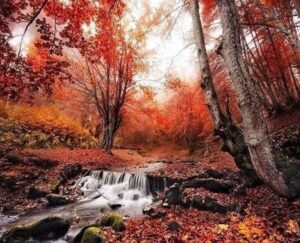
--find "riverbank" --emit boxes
[1,142,300,242]
[0,148,146,214]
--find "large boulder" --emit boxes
[0,216,70,242]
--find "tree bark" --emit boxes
[100,111,121,153]
[294,0,300,17]
[215,0,299,198]
[189,0,257,177]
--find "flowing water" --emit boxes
[0,169,158,242]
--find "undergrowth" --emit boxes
[0,101,98,149]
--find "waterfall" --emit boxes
[76,171,151,204]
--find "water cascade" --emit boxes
[75,171,152,217]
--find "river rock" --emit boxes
[187,195,242,214]
[108,202,122,209]
[165,183,182,205]
[60,163,82,180]
[5,152,28,164]
[97,212,126,232]
[2,204,15,214]
[71,225,103,243]
[143,205,155,215]
[30,157,58,168]
[181,178,234,193]
[46,194,70,206]
[27,186,49,199]
[0,216,70,242]
[81,227,104,243]
[205,169,224,179]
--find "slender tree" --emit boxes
[189,0,257,178]
[71,43,135,153]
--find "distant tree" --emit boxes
[71,42,136,152]
[164,77,213,154]
[239,0,300,115]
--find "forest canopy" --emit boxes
[0,0,300,242]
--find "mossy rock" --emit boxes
[80,227,104,243]
[0,227,29,243]
[97,212,126,232]
[0,216,70,242]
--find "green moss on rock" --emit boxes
[98,212,126,232]
[80,227,104,243]
[0,227,30,243]
[0,216,70,243]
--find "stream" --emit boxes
[0,162,165,242]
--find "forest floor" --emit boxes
[0,147,300,242]
[0,111,299,242]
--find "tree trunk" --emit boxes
[215,0,299,198]
[100,112,120,153]
[189,0,257,177]
[294,0,300,17]
[94,122,102,139]
[101,123,111,152]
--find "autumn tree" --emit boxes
[0,1,71,100]
[239,0,300,115]
[215,0,300,198]
[71,42,136,152]
[187,0,300,197]
[61,1,153,152]
[163,76,213,153]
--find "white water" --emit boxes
[75,171,152,217]
[0,170,154,242]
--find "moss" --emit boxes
[0,217,70,242]
[98,212,126,232]
[30,216,70,240]
[0,227,30,243]
[81,227,104,243]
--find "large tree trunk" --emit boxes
[215,0,300,198]
[189,0,257,177]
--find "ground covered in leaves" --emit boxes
[0,148,141,212]
[0,120,299,242]
[103,158,300,242]
[105,191,300,242]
